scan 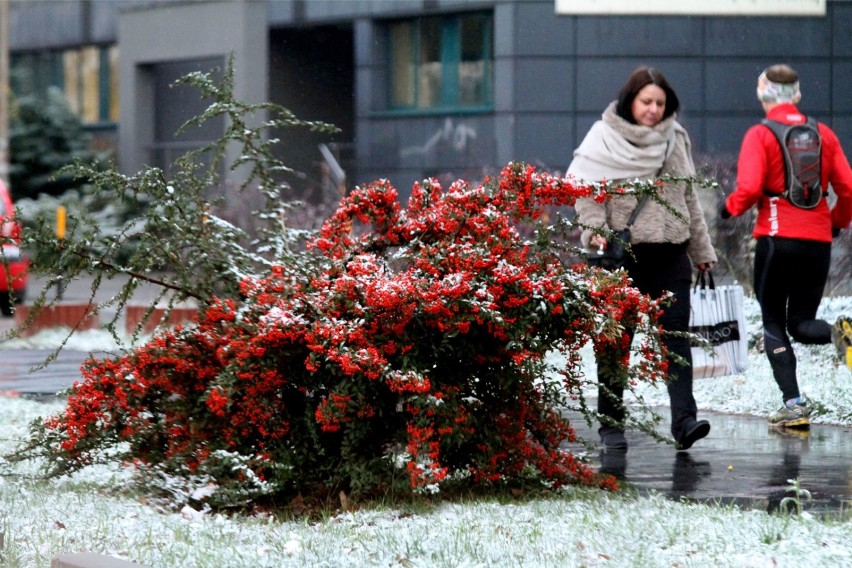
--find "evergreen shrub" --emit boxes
[9,61,674,509]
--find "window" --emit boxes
[150,57,225,176]
[11,44,119,125]
[389,12,492,111]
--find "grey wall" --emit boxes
[117,0,269,177]
[350,0,852,195]
[7,0,156,48]
[8,0,852,197]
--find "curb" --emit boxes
[124,305,197,335]
[14,304,99,335]
[13,304,196,337]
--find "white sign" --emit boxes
[555,0,826,16]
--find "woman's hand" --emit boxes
[698,262,716,272]
[589,234,608,251]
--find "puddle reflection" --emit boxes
[564,407,852,515]
[670,452,712,496]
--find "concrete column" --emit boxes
[0,0,9,185]
[118,0,269,181]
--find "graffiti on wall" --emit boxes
[400,118,478,159]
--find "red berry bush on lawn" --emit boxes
[16,162,669,508]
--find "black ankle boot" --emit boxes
[676,419,710,451]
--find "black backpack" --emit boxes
[761,117,824,209]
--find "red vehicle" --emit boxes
[0,179,29,317]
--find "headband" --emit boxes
[757,71,801,104]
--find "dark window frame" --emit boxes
[386,11,493,113]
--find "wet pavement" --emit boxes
[563,409,852,518]
[0,348,108,400]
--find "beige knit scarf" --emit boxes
[567,102,690,183]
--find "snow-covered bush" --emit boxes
[9,60,676,508]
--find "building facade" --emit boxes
[7,0,852,200]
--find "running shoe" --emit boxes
[768,402,809,429]
[599,426,628,451]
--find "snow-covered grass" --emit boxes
[1,296,851,567]
[1,424,851,568]
[627,294,852,426]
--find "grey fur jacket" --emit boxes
[568,103,717,266]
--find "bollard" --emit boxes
[56,205,67,239]
[56,205,67,300]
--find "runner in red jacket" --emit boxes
[720,64,852,430]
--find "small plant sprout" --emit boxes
[779,478,813,516]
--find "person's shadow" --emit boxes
[766,429,808,514]
[598,450,712,497]
[599,449,627,479]
[670,452,712,497]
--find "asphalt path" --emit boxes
[0,348,109,399]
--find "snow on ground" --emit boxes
[1,295,851,567]
[2,391,851,568]
[0,326,151,352]
[553,294,852,427]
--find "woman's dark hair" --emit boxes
[615,66,680,124]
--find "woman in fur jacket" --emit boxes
[568,66,717,453]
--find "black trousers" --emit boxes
[596,242,698,438]
[754,236,832,402]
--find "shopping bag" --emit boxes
[689,271,748,378]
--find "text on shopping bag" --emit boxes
[690,320,741,346]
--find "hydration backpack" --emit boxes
[761,117,824,209]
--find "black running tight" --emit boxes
[753,236,832,402]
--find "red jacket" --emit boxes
[725,103,852,242]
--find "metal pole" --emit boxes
[0,0,9,186]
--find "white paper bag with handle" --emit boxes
[690,271,748,378]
